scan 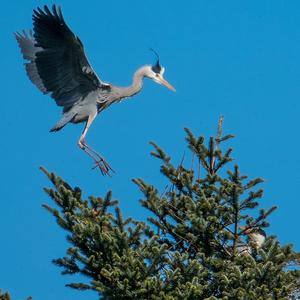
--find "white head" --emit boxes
[144,51,176,92]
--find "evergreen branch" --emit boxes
[184,128,210,170]
[210,116,224,174]
[215,115,224,146]
[218,134,235,143]
[208,137,215,174]
[231,185,241,259]
[149,142,171,163]
[214,152,233,173]
[243,178,264,190]
[65,283,92,290]
[40,166,73,191]
[240,206,277,236]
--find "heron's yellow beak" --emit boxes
[156,75,176,92]
[160,77,176,92]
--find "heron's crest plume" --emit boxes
[150,48,162,74]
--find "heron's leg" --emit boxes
[78,112,114,175]
[78,111,97,150]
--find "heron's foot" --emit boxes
[78,138,114,175]
[92,158,115,176]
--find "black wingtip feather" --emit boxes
[42,6,50,18]
[33,4,62,21]
[52,4,61,19]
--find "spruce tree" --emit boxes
[41,119,300,299]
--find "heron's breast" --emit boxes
[70,99,98,124]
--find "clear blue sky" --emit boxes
[1,1,300,299]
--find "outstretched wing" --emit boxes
[16,5,110,111]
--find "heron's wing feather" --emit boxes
[15,30,47,93]
[24,5,109,110]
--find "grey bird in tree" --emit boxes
[240,226,266,250]
[15,5,175,175]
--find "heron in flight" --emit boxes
[16,5,175,175]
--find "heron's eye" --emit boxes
[155,73,159,77]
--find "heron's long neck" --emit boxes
[121,66,147,98]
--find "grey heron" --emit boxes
[15,5,175,175]
[239,226,266,250]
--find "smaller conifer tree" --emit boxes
[0,290,10,300]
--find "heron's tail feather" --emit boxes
[50,124,64,132]
[50,112,77,132]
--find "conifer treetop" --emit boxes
[41,119,300,299]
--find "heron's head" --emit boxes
[145,50,176,92]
